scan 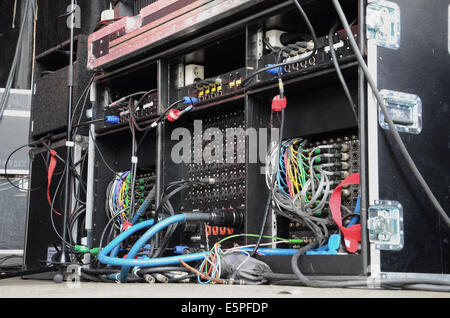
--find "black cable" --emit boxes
[241,0,318,88]
[278,3,450,291]
[71,75,95,127]
[168,274,195,283]
[108,91,148,107]
[4,138,54,191]
[328,22,358,124]
[332,0,449,228]
[68,207,86,242]
[154,183,191,223]
[81,268,119,275]
[150,187,185,258]
[149,180,207,258]
[128,88,158,131]
[127,108,139,220]
[250,109,285,257]
[152,222,176,258]
[72,152,88,206]
[5,75,91,192]
[90,133,125,181]
[291,0,318,49]
[243,3,314,257]
[137,99,185,151]
[99,208,127,251]
[290,241,450,291]
[0,255,23,267]
[49,167,74,249]
[72,118,105,129]
[136,266,189,275]
[80,272,110,283]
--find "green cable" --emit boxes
[213,233,303,252]
[203,234,304,273]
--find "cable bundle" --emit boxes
[107,171,131,228]
[193,234,301,285]
[266,138,344,245]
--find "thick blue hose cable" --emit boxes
[131,186,156,225]
[131,199,151,225]
[99,214,299,283]
[103,251,208,268]
[110,245,120,259]
[119,214,187,282]
[241,248,297,255]
[98,219,154,261]
[347,194,361,227]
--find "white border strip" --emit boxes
[0,249,23,255]
[367,38,381,277]
[0,88,31,95]
[1,109,30,118]
[0,169,29,175]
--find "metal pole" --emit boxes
[358,0,368,275]
[85,83,96,251]
[58,0,76,270]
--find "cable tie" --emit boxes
[65,141,75,147]
[131,156,138,163]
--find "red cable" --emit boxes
[47,150,62,215]
[329,172,361,253]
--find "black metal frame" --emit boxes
[86,0,368,277]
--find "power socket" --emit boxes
[185,64,205,86]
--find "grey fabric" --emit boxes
[220,252,272,285]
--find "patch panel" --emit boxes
[164,108,246,249]
[177,68,247,105]
[131,170,157,214]
[256,25,358,85]
[182,109,246,211]
[282,135,361,247]
[102,91,158,129]
[106,167,156,225]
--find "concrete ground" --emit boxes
[0,277,449,298]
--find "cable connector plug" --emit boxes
[208,209,244,228]
[198,177,215,185]
[174,246,189,255]
[271,94,287,112]
[167,105,193,122]
[265,64,283,75]
[333,143,350,152]
[108,99,123,108]
[121,221,132,232]
[74,245,99,256]
[183,96,198,105]
[333,153,350,161]
[105,115,120,124]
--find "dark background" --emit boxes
[0,0,109,88]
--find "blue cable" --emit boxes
[241,248,297,255]
[98,216,208,283]
[131,198,151,225]
[99,214,300,283]
[119,214,187,282]
[347,193,361,227]
[197,258,211,284]
[98,219,154,259]
[277,145,290,195]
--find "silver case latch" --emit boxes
[368,200,404,251]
